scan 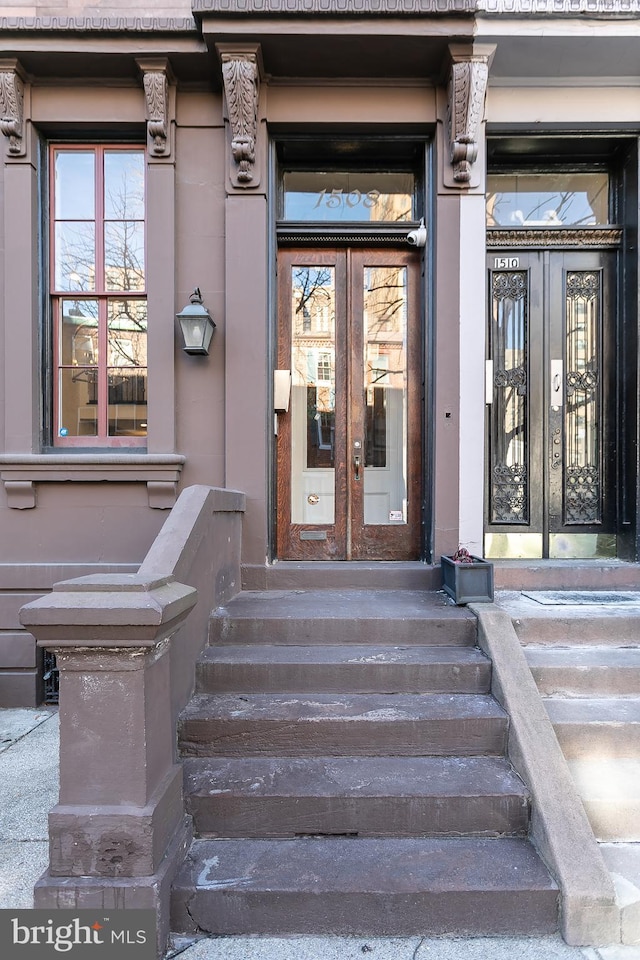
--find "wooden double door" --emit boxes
[276,248,422,560]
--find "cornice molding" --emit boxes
[0,16,197,33]
[478,0,639,13]
[195,0,475,11]
[194,0,639,14]
[277,223,416,244]
[487,227,623,248]
[0,3,637,32]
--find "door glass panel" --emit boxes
[363,265,407,525]
[489,272,529,524]
[283,172,414,222]
[486,173,609,227]
[290,266,336,523]
[564,271,601,524]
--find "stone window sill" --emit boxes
[0,454,186,509]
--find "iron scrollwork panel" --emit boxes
[563,271,601,525]
[490,272,528,524]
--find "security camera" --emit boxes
[406,218,427,248]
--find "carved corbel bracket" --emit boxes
[3,480,35,509]
[0,59,27,158]
[218,44,262,187]
[446,47,494,185]
[136,58,174,158]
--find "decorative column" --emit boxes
[217,43,269,564]
[136,58,178,464]
[20,574,197,954]
[434,44,495,559]
[1,58,39,457]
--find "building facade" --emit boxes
[1,0,640,705]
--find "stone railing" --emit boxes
[19,484,245,956]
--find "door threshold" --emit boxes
[492,558,640,592]
[244,558,640,593]
[242,560,439,592]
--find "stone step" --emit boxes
[544,697,640,759]
[566,759,640,842]
[183,755,530,839]
[497,592,640,646]
[246,561,441,592]
[209,589,477,647]
[178,693,508,758]
[196,644,491,695]
[491,563,640,593]
[170,836,559,937]
[600,842,640,945]
[526,645,640,697]
[248,561,640,594]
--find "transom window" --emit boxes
[486,172,609,227]
[282,170,415,223]
[50,145,147,446]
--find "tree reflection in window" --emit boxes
[364,267,407,470]
[291,266,336,469]
[486,173,609,227]
[52,146,147,444]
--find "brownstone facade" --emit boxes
[3,4,640,953]
[1,0,639,694]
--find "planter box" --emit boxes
[440,554,494,605]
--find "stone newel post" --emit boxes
[20,573,198,953]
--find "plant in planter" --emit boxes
[441,547,494,605]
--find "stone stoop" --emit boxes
[518,604,640,945]
[170,589,559,938]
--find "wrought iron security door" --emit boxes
[485,249,616,559]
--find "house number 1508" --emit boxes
[494,257,520,269]
[313,188,381,210]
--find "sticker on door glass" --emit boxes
[389,510,404,522]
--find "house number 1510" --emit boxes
[494,257,520,269]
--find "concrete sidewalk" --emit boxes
[1,707,638,960]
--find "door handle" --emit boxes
[485,360,493,405]
[274,369,291,413]
[551,359,563,407]
[353,439,362,481]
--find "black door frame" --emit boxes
[484,239,620,560]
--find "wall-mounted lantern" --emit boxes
[176,288,216,355]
